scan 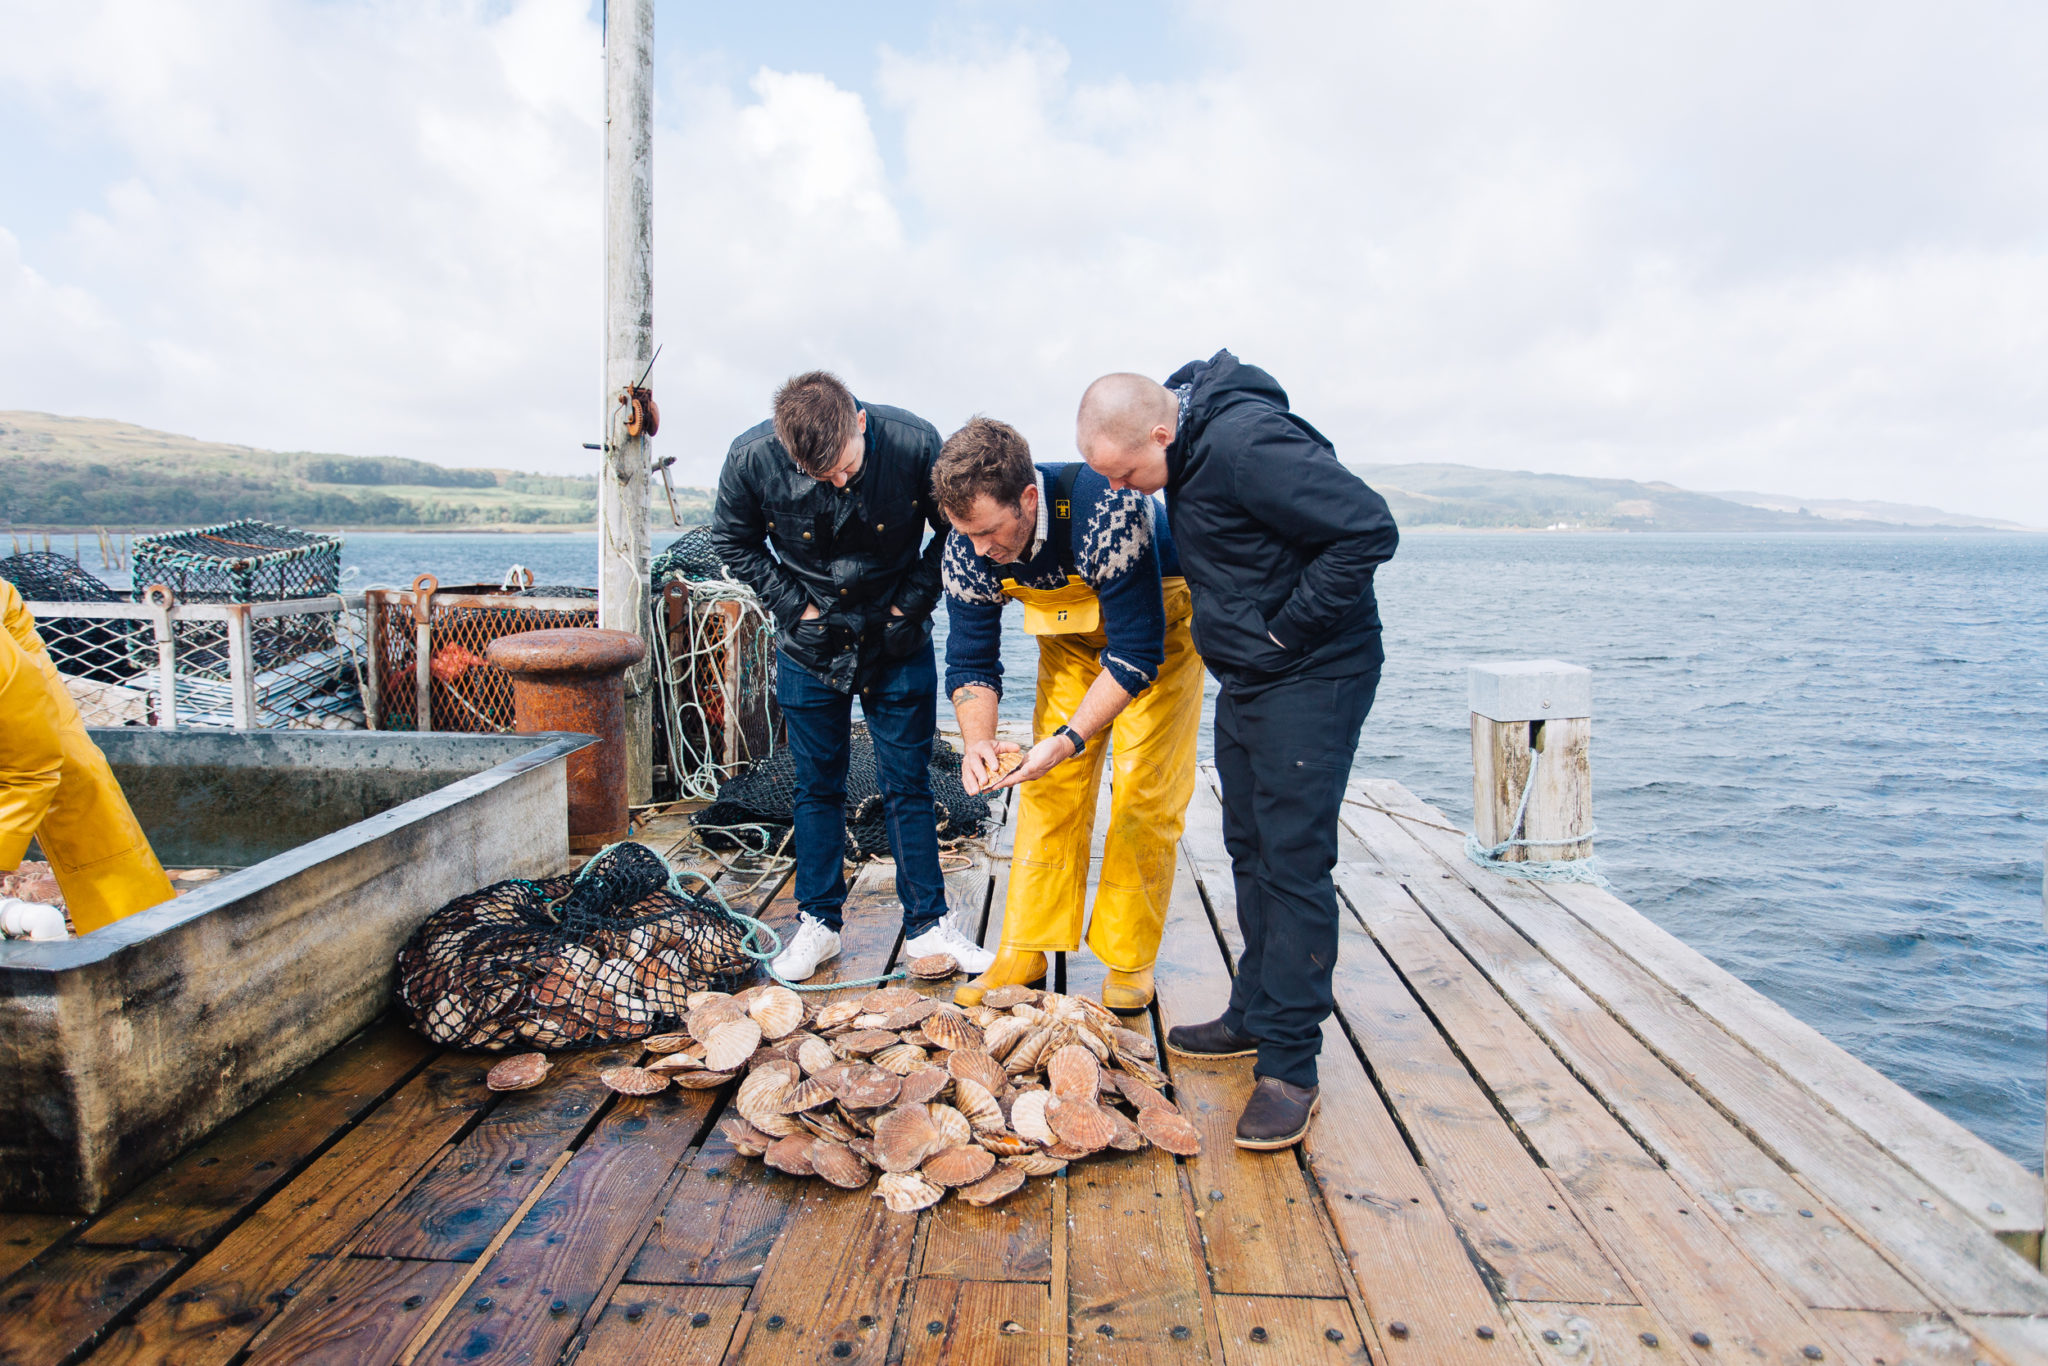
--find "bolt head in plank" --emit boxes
[1468,660,1591,723]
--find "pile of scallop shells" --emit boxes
[624,979,1200,1211]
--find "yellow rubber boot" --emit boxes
[954,946,1048,1007]
[1102,964,1155,1014]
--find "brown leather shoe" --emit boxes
[1234,1076,1319,1150]
[1165,1016,1258,1060]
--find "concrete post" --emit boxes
[601,0,654,803]
[1469,660,1593,862]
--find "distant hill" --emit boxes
[0,412,713,531]
[1355,463,2030,533]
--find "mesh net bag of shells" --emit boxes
[693,722,991,859]
[488,979,1206,1213]
[395,843,758,1052]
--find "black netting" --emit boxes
[515,585,597,599]
[396,842,758,1051]
[131,520,343,671]
[0,553,144,683]
[694,724,990,860]
[651,527,727,586]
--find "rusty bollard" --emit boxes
[486,628,646,853]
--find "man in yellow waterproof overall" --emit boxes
[933,417,1202,1012]
[0,579,175,938]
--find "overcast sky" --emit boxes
[2,0,2044,522]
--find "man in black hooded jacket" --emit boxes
[1077,351,1398,1149]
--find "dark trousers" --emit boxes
[775,639,949,934]
[1215,669,1379,1088]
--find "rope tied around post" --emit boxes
[1463,746,1609,886]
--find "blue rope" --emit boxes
[652,853,907,995]
[1464,748,1609,887]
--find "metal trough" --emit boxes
[0,728,594,1213]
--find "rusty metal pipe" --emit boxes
[486,627,646,852]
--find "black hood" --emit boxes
[1165,349,1293,490]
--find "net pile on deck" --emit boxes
[693,723,991,859]
[0,552,140,683]
[489,979,1204,1211]
[395,843,756,1051]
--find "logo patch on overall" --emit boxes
[1056,608,1069,621]
[1054,499,1071,518]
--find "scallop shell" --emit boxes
[958,1163,1028,1207]
[687,999,745,1048]
[897,1029,934,1050]
[983,985,1040,1010]
[976,1132,1039,1157]
[601,1065,670,1096]
[647,1052,706,1073]
[685,989,733,1012]
[814,999,865,1031]
[642,1032,693,1055]
[922,1009,984,1055]
[531,946,601,1010]
[764,1133,817,1177]
[1120,1054,1171,1089]
[927,1103,973,1149]
[872,1042,929,1076]
[1047,1095,1116,1153]
[922,1144,996,1187]
[834,1063,903,1110]
[1114,1073,1172,1112]
[486,1053,550,1091]
[719,1115,775,1157]
[1110,1026,1157,1063]
[952,1077,1005,1134]
[833,1029,900,1059]
[809,1140,872,1189]
[748,986,805,1040]
[1009,1089,1055,1145]
[1004,1152,1068,1177]
[965,1006,1005,1028]
[906,953,959,980]
[1106,1107,1145,1152]
[703,1018,763,1073]
[797,1036,840,1076]
[879,999,942,1031]
[853,1013,892,1030]
[780,1076,840,1113]
[895,1066,952,1106]
[946,1048,1007,1097]
[872,1105,941,1172]
[1009,1001,1048,1023]
[1004,1026,1056,1076]
[673,1069,738,1090]
[1046,1044,1099,1101]
[737,1066,803,1136]
[798,1110,857,1143]
[731,983,769,1009]
[1070,1023,1112,1062]
[1138,1106,1202,1156]
[861,984,925,1012]
[875,1171,945,1213]
[1045,1139,1093,1161]
[981,1016,1031,1061]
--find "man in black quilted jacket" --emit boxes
[710,371,995,982]
[1077,351,1398,1149]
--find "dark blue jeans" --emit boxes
[775,639,949,934]
[1215,669,1380,1089]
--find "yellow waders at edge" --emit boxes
[0,580,176,934]
[1000,577,1202,972]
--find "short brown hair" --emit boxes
[934,417,1034,521]
[773,371,860,475]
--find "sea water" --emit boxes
[339,530,2048,1168]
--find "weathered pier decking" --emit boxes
[4,767,2045,1366]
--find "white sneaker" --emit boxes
[903,915,996,975]
[0,898,70,942]
[773,914,841,982]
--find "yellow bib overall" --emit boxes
[997,569,1203,972]
[0,580,175,933]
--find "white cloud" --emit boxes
[2,0,2045,521]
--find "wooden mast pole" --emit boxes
[601,0,654,803]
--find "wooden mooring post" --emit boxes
[1470,659,1593,862]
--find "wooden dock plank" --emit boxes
[239,1257,463,1366]
[1212,1295,1369,1364]
[85,1052,489,1366]
[1508,1303,1685,1365]
[573,1284,748,1365]
[1809,1310,1983,1366]
[624,1121,806,1288]
[77,1021,434,1251]
[1349,783,2048,1319]
[0,1247,183,1366]
[1340,809,1933,1315]
[900,1279,1056,1366]
[408,1084,720,1365]
[1066,1143,1214,1363]
[0,1213,81,1284]
[1334,858,1858,1364]
[354,1045,629,1262]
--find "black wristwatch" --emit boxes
[1054,724,1085,757]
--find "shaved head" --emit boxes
[1077,371,1179,494]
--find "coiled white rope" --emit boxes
[1463,747,1609,887]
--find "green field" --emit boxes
[0,412,711,531]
